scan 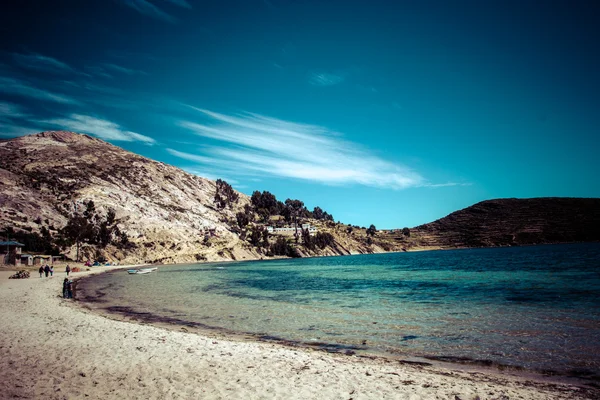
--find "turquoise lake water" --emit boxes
[78,243,600,377]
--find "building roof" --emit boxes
[0,241,25,247]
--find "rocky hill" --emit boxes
[406,198,600,248]
[0,131,393,264]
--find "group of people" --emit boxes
[35,264,74,298]
[38,264,72,278]
[38,264,53,277]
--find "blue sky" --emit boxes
[1,0,598,229]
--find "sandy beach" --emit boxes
[0,266,597,400]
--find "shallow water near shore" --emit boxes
[78,243,600,379]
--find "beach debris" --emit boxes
[8,270,30,279]
[79,372,86,377]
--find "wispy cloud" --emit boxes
[0,102,37,137]
[171,108,424,189]
[0,101,27,119]
[162,0,192,8]
[41,114,156,144]
[0,76,80,104]
[103,63,148,76]
[114,0,184,23]
[308,71,345,86]
[423,182,473,188]
[12,53,75,74]
[85,65,113,79]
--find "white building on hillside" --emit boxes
[266,224,318,235]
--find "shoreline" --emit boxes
[1,267,598,399]
[74,267,599,386]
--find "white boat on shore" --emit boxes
[127,267,158,275]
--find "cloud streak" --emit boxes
[0,101,27,119]
[172,108,424,189]
[114,0,190,23]
[12,53,75,74]
[162,0,191,8]
[103,63,148,76]
[42,114,156,144]
[308,71,345,86]
[0,76,79,104]
[0,102,38,137]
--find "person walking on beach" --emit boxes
[38,266,43,278]
[50,265,54,277]
[44,264,50,277]
[66,265,71,276]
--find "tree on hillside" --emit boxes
[214,179,239,209]
[60,201,128,261]
[312,206,334,221]
[249,227,262,247]
[285,199,304,241]
[251,190,278,211]
[280,204,292,223]
[315,232,334,249]
[402,227,410,237]
[61,214,94,262]
[262,227,270,248]
[236,211,250,239]
[301,228,315,250]
[269,236,300,258]
[243,203,255,222]
[83,200,96,221]
[366,224,377,237]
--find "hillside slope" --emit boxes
[0,131,389,263]
[407,198,600,248]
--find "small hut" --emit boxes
[0,241,25,266]
[20,254,34,266]
[33,255,54,265]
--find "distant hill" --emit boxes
[408,198,600,248]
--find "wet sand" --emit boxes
[0,267,597,399]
